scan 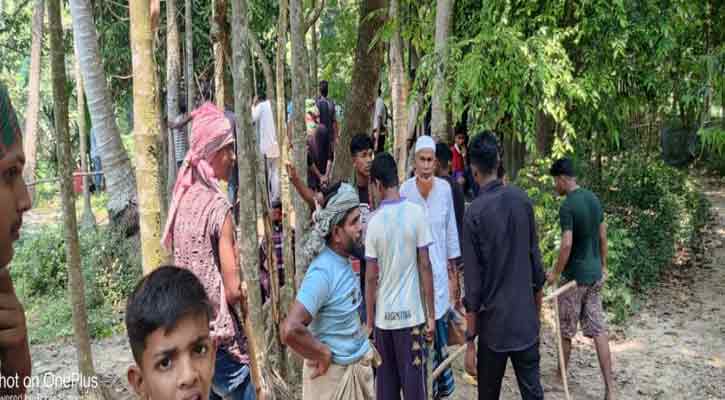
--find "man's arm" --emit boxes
[445,187,462,262]
[0,269,31,397]
[365,260,379,334]
[549,231,573,285]
[219,213,242,305]
[599,222,608,277]
[461,216,482,337]
[280,301,332,378]
[527,202,546,316]
[417,247,435,334]
[548,205,574,285]
[286,162,316,209]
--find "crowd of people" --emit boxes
[0,80,615,400]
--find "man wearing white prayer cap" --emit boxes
[400,135,461,399]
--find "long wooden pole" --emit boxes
[554,298,571,400]
[429,280,578,396]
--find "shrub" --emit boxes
[515,152,709,323]
[10,224,142,343]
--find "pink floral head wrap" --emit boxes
[161,102,235,249]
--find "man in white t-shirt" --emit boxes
[252,96,280,202]
[400,135,461,399]
[365,153,435,400]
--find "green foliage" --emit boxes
[10,224,142,343]
[516,152,709,323]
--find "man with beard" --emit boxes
[281,183,375,400]
[0,83,33,397]
[401,135,461,399]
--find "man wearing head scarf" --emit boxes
[281,183,376,400]
[0,83,33,397]
[400,135,461,399]
[161,102,255,400]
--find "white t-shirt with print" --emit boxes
[365,199,433,330]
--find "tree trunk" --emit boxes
[49,0,108,397]
[309,0,318,95]
[275,0,294,383]
[430,0,454,144]
[389,0,409,181]
[248,31,275,103]
[535,109,555,156]
[332,0,388,182]
[130,0,171,274]
[69,0,137,225]
[22,0,44,199]
[290,0,313,288]
[166,0,181,199]
[185,0,194,112]
[74,45,96,229]
[230,0,270,398]
[212,0,228,108]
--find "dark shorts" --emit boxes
[375,325,428,400]
[558,279,608,339]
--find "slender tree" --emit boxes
[130,0,171,273]
[389,0,409,180]
[166,0,181,201]
[74,45,96,229]
[69,0,137,225]
[289,0,313,287]
[230,0,270,397]
[212,0,228,108]
[274,0,295,342]
[332,0,388,182]
[49,0,108,397]
[185,0,194,112]
[22,0,44,197]
[430,0,454,144]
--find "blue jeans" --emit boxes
[210,347,255,400]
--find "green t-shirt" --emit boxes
[559,188,604,285]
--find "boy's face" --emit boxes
[455,134,465,145]
[128,314,216,400]
[0,134,31,269]
[352,148,373,179]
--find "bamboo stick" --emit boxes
[554,298,571,400]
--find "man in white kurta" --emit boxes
[400,135,460,399]
[252,98,280,202]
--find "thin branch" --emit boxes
[303,0,325,33]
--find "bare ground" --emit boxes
[25,178,725,399]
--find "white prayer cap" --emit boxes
[414,135,436,154]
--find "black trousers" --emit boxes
[477,340,543,400]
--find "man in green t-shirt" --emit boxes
[547,158,615,400]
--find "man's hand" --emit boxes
[308,347,332,379]
[285,162,298,182]
[425,318,436,343]
[0,269,27,350]
[464,343,477,377]
[456,176,465,186]
[0,269,31,394]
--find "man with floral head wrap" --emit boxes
[281,183,377,400]
[0,83,33,397]
[161,102,255,400]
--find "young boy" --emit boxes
[451,132,467,186]
[126,266,217,400]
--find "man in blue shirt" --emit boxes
[281,183,375,400]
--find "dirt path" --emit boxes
[25,178,725,399]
